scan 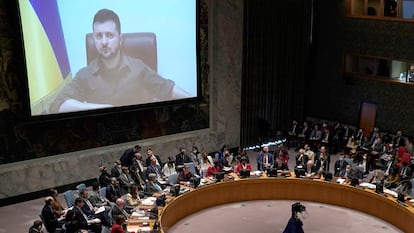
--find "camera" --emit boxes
[291,202,306,213]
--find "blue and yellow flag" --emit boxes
[19,0,71,109]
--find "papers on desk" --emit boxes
[180,188,190,194]
[131,210,146,217]
[383,189,398,198]
[141,197,156,206]
[253,170,262,176]
[94,206,105,214]
[359,182,376,189]
[336,178,346,184]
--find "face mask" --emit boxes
[118,165,122,168]
[193,150,197,153]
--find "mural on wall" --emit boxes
[0,0,209,164]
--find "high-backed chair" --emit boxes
[86,32,157,71]
[76,183,86,193]
[184,162,197,175]
[63,190,76,208]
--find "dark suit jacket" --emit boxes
[73,206,89,226]
[118,173,135,195]
[175,153,192,166]
[106,184,121,202]
[41,204,58,233]
[120,147,136,167]
[146,164,163,178]
[256,152,274,171]
[145,154,162,167]
[111,205,131,220]
[132,158,146,180]
[334,159,348,177]
[111,166,122,178]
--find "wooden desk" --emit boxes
[160,177,414,233]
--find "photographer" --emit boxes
[283,202,306,233]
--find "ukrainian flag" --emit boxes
[19,0,71,114]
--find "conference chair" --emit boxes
[76,183,87,193]
[184,162,197,175]
[99,186,107,199]
[86,32,158,71]
[63,190,76,208]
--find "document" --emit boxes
[94,206,105,214]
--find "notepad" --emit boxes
[94,206,105,214]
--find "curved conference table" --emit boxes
[159,177,414,233]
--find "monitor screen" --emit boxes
[213,172,225,182]
[17,0,199,117]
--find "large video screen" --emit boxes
[18,0,198,116]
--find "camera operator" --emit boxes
[283,202,306,233]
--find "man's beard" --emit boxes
[99,47,120,61]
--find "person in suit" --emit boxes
[145,148,163,167]
[110,160,123,178]
[146,157,164,179]
[120,145,141,167]
[41,196,59,233]
[89,181,109,207]
[111,198,132,221]
[393,130,406,148]
[98,165,112,188]
[131,151,146,180]
[106,177,122,202]
[256,146,274,171]
[295,149,308,167]
[219,149,235,171]
[334,153,349,177]
[117,166,135,195]
[73,197,102,233]
[144,173,164,196]
[315,146,330,173]
[129,166,146,191]
[79,188,111,228]
[28,219,43,233]
[175,146,192,166]
[399,161,413,181]
[283,202,305,233]
[64,209,88,233]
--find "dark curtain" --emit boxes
[241,0,313,147]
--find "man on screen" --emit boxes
[49,8,190,113]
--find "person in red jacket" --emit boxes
[234,156,252,174]
[111,214,126,233]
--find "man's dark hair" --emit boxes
[75,197,83,205]
[93,9,121,33]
